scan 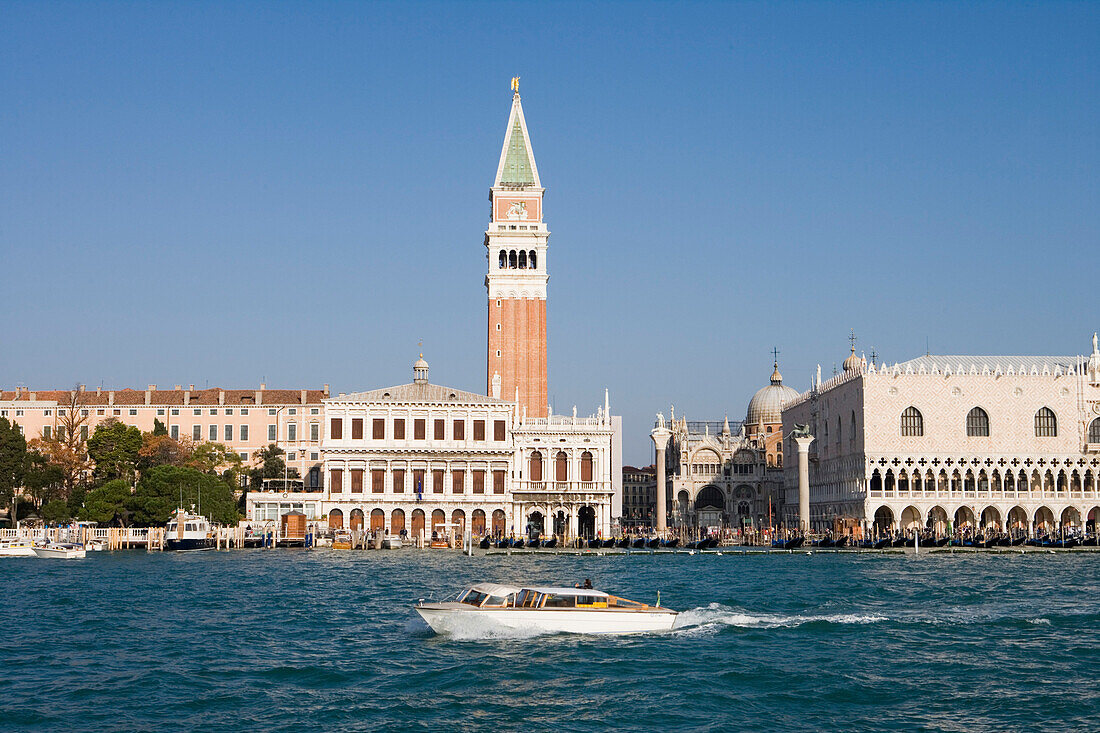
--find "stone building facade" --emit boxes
[781,335,1100,535]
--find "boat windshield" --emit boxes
[516,589,542,608]
[481,593,515,608]
[608,596,648,609]
[458,589,489,606]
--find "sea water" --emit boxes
[2,550,1098,731]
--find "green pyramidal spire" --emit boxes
[494,93,540,187]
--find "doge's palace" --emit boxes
[781,334,1100,535]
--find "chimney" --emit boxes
[184,388,190,405]
[14,386,21,398]
[323,384,330,398]
[189,384,194,391]
[29,392,36,401]
[174,385,181,391]
[260,383,266,390]
[255,389,263,406]
[79,384,86,392]
[145,385,154,405]
[96,386,102,395]
[300,389,307,405]
[108,391,114,405]
[218,390,225,405]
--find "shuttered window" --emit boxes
[453,420,465,440]
[394,419,405,440]
[372,419,385,439]
[351,418,363,440]
[330,418,343,440]
[494,420,506,441]
[412,469,425,494]
[493,470,505,494]
[329,468,343,493]
[473,420,485,441]
[371,469,384,493]
[452,470,464,494]
[473,470,485,494]
[350,469,363,493]
[414,419,426,440]
[434,419,445,439]
[433,470,444,493]
[392,469,405,493]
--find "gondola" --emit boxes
[525,537,541,548]
[834,536,849,548]
[891,537,909,548]
[815,537,835,549]
[631,538,647,549]
[617,537,631,548]
[774,537,805,550]
[1010,535,1027,546]
[703,538,719,549]
[996,536,1011,547]
[983,536,1000,549]
[601,538,616,548]
[587,538,602,549]
[541,538,557,549]
[685,539,702,550]
[479,537,492,549]
[855,539,875,549]
[873,538,892,549]
[661,538,680,549]
[646,538,661,549]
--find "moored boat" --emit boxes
[33,542,86,559]
[332,529,353,550]
[415,583,678,636]
[0,538,38,557]
[165,509,215,551]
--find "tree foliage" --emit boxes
[130,465,239,526]
[249,443,299,489]
[41,499,72,524]
[152,418,168,437]
[0,417,27,519]
[23,452,65,508]
[87,419,143,482]
[78,479,132,525]
[138,434,193,472]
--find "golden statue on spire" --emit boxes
[511,76,520,93]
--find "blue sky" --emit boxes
[2,1,1097,464]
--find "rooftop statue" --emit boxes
[791,423,812,438]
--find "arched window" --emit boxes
[529,451,543,482]
[498,250,506,268]
[509,250,517,268]
[850,410,856,444]
[901,406,924,437]
[966,407,989,437]
[518,250,527,268]
[529,250,536,269]
[1089,418,1100,444]
[555,451,568,482]
[1034,407,1057,437]
[580,451,593,482]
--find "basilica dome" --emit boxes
[843,347,862,374]
[745,363,801,426]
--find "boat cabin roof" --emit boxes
[468,583,521,596]
[521,587,610,598]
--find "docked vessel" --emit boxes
[33,542,86,559]
[165,509,215,551]
[0,538,38,557]
[332,529,353,549]
[415,583,678,635]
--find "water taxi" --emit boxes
[165,509,214,551]
[0,538,38,557]
[33,542,87,559]
[332,529,353,550]
[414,583,678,635]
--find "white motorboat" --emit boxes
[0,538,38,557]
[414,583,678,636]
[165,509,215,551]
[383,534,402,549]
[33,542,87,559]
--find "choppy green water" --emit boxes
[2,549,1098,732]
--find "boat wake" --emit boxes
[406,613,565,640]
[672,603,887,634]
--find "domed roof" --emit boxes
[746,362,800,425]
[843,347,861,373]
[414,355,429,370]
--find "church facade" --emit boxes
[781,335,1100,535]
[246,85,622,539]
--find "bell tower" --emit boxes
[485,80,549,417]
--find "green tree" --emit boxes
[129,465,240,526]
[0,417,27,523]
[23,452,65,508]
[87,419,143,483]
[78,479,132,525]
[152,418,168,437]
[249,443,300,490]
[41,499,72,524]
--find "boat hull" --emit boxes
[414,604,678,636]
[166,537,215,552]
[0,543,38,557]
[33,545,86,559]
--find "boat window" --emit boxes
[482,593,514,608]
[460,590,488,607]
[185,523,195,531]
[542,594,576,608]
[575,595,607,608]
[516,590,542,608]
[608,596,646,609]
